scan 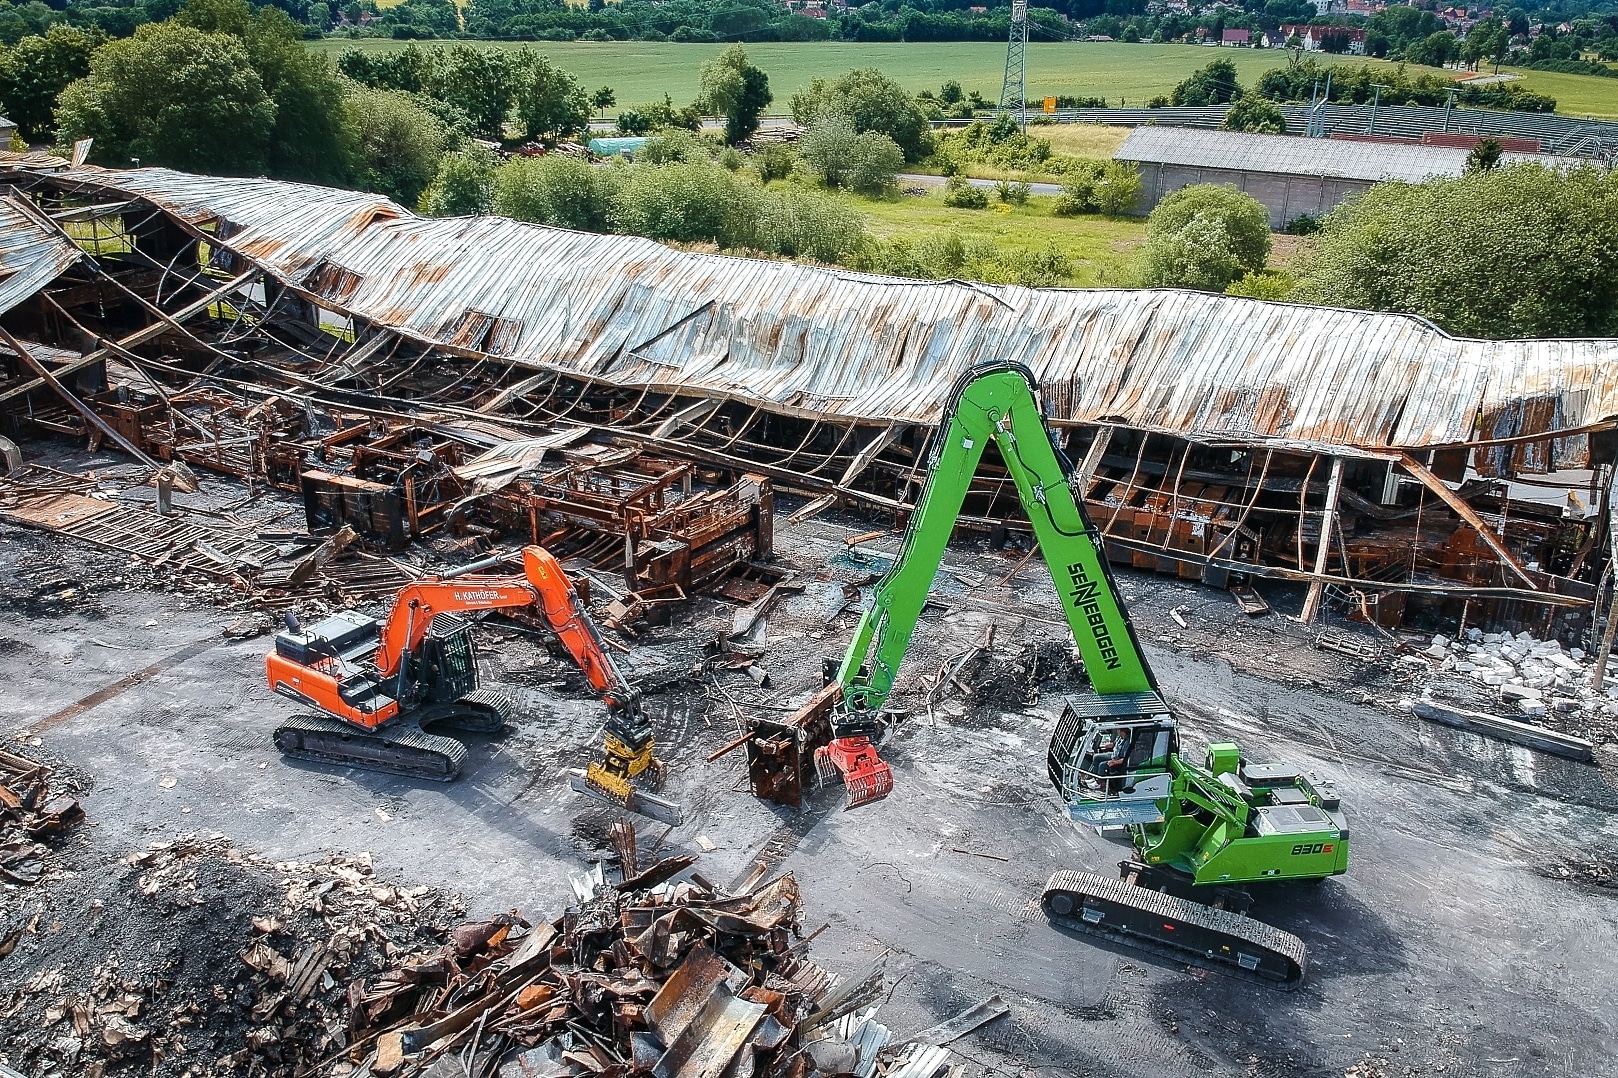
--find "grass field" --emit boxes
[312,39,1618,118]
[846,189,1144,287]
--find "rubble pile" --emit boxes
[0,748,82,892]
[1423,628,1609,720]
[340,852,857,1078]
[1,834,462,1078]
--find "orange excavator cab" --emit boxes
[265,545,683,824]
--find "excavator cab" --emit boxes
[1048,693,1179,827]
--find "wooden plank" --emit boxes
[1300,456,1344,623]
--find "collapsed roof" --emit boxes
[4,157,1612,464]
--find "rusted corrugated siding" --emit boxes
[20,164,1618,453]
[0,195,81,315]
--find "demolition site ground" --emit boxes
[3,457,1618,1078]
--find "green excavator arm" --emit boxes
[820,360,1159,803]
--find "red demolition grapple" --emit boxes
[814,735,894,808]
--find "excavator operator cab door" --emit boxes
[1048,694,1178,827]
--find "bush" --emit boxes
[1139,184,1271,292]
[640,127,710,165]
[492,154,619,231]
[1292,163,1618,338]
[942,174,989,209]
[1094,161,1143,215]
[1224,270,1292,300]
[798,115,903,194]
[719,147,744,172]
[754,143,797,183]
[1284,213,1321,235]
[1221,97,1287,135]
[344,86,453,209]
[616,109,651,136]
[613,161,758,246]
[751,187,867,262]
[420,147,495,216]
[1055,160,1140,216]
[996,178,1031,205]
[788,68,931,163]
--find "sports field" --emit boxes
[310,39,1617,118]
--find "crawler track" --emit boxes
[273,688,516,781]
[1042,869,1309,989]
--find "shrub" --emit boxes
[419,148,495,216]
[492,154,619,231]
[1293,163,1618,338]
[789,68,931,162]
[942,175,989,209]
[751,187,867,262]
[613,161,759,246]
[640,127,710,165]
[616,109,651,136]
[754,143,797,183]
[1093,161,1143,216]
[996,178,1031,205]
[1221,97,1287,135]
[719,147,744,171]
[1139,184,1271,291]
[798,114,903,194]
[1224,270,1292,300]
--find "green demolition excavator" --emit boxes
[815,360,1348,988]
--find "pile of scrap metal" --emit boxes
[341,846,884,1078]
[0,747,83,890]
[0,462,419,611]
[0,158,1614,639]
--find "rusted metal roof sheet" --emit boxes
[0,194,81,315]
[20,164,1618,452]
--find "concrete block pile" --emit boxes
[1425,628,1610,718]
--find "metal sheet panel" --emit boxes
[0,195,81,315]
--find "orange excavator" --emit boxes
[265,545,683,824]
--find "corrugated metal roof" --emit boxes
[12,162,1618,454]
[0,195,81,315]
[1115,126,1553,183]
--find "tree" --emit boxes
[1405,31,1458,68]
[1170,58,1242,106]
[1221,96,1287,134]
[697,44,771,146]
[1293,163,1618,338]
[433,44,510,139]
[1466,136,1502,173]
[0,25,100,142]
[509,48,588,143]
[493,154,619,231]
[797,113,902,194]
[55,22,276,174]
[420,147,495,215]
[180,0,354,183]
[344,85,451,208]
[590,84,614,118]
[1140,184,1271,292]
[789,68,929,163]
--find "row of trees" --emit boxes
[1165,56,1557,114]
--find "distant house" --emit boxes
[1279,23,1367,53]
[1221,28,1252,45]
